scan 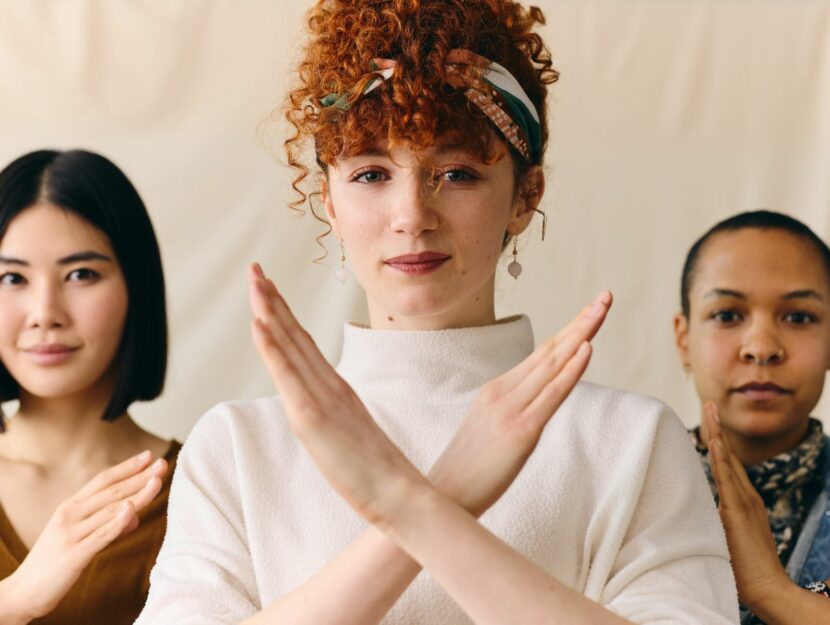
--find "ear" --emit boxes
[507,165,545,236]
[673,312,691,371]
[320,174,341,240]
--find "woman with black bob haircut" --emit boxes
[0,149,181,625]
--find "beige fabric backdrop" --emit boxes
[0,0,828,441]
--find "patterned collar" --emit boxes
[690,418,825,565]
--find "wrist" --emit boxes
[744,576,802,623]
[373,473,443,532]
[0,572,36,625]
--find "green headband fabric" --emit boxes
[320,50,542,163]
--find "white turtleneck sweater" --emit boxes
[136,316,739,624]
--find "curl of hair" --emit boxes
[283,0,558,247]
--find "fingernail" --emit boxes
[151,458,165,471]
[253,262,264,277]
[137,449,151,462]
[589,291,610,317]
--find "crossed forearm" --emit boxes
[242,526,422,625]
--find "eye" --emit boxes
[784,311,817,325]
[350,169,388,184]
[435,168,477,184]
[66,268,100,282]
[710,309,742,324]
[0,272,26,286]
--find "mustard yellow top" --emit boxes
[0,441,181,625]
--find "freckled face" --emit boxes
[323,143,538,330]
[677,229,830,447]
[0,204,128,401]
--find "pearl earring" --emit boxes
[336,241,349,284]
[507,236,522,279]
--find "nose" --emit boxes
[27,280,67,330]
[389,176,439,236]
[738,318,785,366]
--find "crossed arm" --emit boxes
[241,262,631,625]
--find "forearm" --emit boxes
[0,574,34,625]
[748,582,830,625]
[382,485,634,625]
[242,526,422,625]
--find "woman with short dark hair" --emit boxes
[0,149,179,625]
[674,210,830,624]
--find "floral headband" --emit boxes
[320,49,542,164]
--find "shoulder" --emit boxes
[186,396,285,441]
[552,381,694,463]
[563,380,676,427]
[177,396,292,471]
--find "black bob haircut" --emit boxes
[680,209,830,318]
[0,149,167,431]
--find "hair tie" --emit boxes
[320,49,542,164]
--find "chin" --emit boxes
[725,410,807,441]
[386,290,459,319]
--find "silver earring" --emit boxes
[507,236,522,279]
[336,241,349,284]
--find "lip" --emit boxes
[23,344,79,366]
[384,252,451,275]
[731,381,791,401]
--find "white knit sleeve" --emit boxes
[601,402,740,625]
[135,403,259,625]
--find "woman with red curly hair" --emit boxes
[138,1,739,623]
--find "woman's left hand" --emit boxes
[702,402,792,610]
[247,264,426,525]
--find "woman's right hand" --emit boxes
[428,291,612,518]
[1,450,167,623]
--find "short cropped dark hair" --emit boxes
[680,210,830,318]
[0,150,168,430]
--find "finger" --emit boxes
[251,317,321,417]
[710,438,742,515]
[71,450,154,500]
[248,270,319,372]
[524,341,592,430]
[76,501,135,564]
[702,401,721,447]
[75,476,163,542]
[510,295,610,409]
[497,291,611,391]
[77,458,167,519]
[249,269,344,398]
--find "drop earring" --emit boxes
[336,241,349,284]
[507,236,522,279]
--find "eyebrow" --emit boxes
[354,145,473,159]
[703,288,824,302]
[0,251,114,266]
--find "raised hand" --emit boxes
[428,291,611,517]
[248,263,426,525]
[4,450,167,622]
[702,402,789,609]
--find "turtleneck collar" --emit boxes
[336,315,535,398]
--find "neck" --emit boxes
[366,277,498,330]
[2,383,142,471]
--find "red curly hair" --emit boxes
[283,0,558,226]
